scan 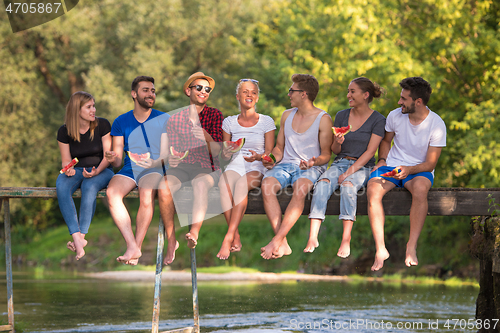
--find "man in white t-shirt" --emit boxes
[367,77,447,271]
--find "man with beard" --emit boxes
[160,72,223,255]
[366,77,447,271]
[105,76,172,265]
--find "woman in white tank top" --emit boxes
[217,79,276,260]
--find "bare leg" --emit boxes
[261,178,313,259]
[158,175,181,266]
[304,218,321,253]
[107,176,142,264]
[121,173,164,265]
[260,177,288,259]
[337,220,353,258]
[217,171,240,258]
[185,173,215,249]
[404,177,432,267]
[367,178,395,271]
[134,189,156,251]
[217,172,262,260]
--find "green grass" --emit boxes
[347,273,479,287]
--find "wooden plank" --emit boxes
[0,325,13,332]
[2,187,500,216]
[173,187,500,216]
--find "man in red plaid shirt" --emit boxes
[160,72,223,260]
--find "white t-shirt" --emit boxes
[222,113,276,176]
[386,107,446,173]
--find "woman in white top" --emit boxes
[217,79,276,260]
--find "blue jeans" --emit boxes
[309,159,370,221]
[56,167,114,235]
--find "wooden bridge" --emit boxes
[1,186,500,332]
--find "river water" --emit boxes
[0,270,480,332]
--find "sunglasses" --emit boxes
[190,85,212,93]
[240,79,259,84]
[288,88,304,93]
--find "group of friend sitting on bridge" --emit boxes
[56,73,446,272]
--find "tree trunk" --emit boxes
[472,216,500,332]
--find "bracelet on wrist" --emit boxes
[378,157,386,163]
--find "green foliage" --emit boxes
[488,194,500,216]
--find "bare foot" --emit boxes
[185,232,198,249]
[230,242,242,252]
[230,234,242,253]
[217,236,233,260]
[164,241,180,266]
[72,234,88,260]
[303,239,319,253]
[67,241,76,252]
[337,239,351,258]
[117,247,142,265]
[261,239,281,260]
[281,239,292,256]
[75,249,86,261]
[126,259,139,266]
[371,248,390,271]
[405,245,418,267]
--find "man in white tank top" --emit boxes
[367,77,447,271]
[260,74,333,259]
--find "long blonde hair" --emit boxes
[65,91,98,142]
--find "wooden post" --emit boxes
[2,199,14,333]
[190,247,199,333]
[152,216,165,333]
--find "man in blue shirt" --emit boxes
[105,76,175,265]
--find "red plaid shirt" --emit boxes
[166,105,223,170]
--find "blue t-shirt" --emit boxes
[111,109,170,169]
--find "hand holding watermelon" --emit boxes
[380,167,401,178]
[332,125,352,136]
[223,138,245,153]
[261,153,276,168]
[221,138,245,159]
[170,147,189,160]
[127,151,153,168]
[168,147,189,167]
[60,157,79,175]
[332,125,352,144]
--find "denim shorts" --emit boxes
[263,163,324,188]
[369,166,434,187]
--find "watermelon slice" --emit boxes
[332,125,352,136]
[262,153,276,163]
[223,138,245,153]
[380,167,401,178]
[60,157,79,174]
[170,147,189,160]
[127,152,151,163]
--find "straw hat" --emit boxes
[183,72,215,96]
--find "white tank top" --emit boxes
[280,108,328,173]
